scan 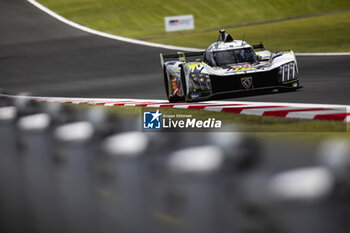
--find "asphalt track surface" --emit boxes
[1,0,350,105]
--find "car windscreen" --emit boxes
[206,48,256,67]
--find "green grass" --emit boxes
[37,0,350,52]
[152,12,350,52]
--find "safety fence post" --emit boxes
[53,121,98,233]
[17,113,65,233]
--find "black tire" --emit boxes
[168,96,178,103]
[278,87,298,93]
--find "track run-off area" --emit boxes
[0,0,349,122]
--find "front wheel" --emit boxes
[278,88,298,93]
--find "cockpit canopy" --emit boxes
[205,47,256,67]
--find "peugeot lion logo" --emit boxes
[241,76,253,89]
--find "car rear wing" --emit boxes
[253,42,265,51]
[160,51,205,67]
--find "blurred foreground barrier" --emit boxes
[0,106,32,233]
[0,96,349,233]
[96,132,150,233]
[318,139,350,233]
[53,121,98,233]
[236,166,336,233]
[156,146,230,233]
[18,113,64,233]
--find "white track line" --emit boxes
[26,0,202,52]
[27,0,350,55]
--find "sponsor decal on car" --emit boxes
[186,62,206,70]
[191,93,200,98]
[231,64,252,69]
[241,76,253,89]
[234,67,254,72]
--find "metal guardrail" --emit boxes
[0,96,349,233]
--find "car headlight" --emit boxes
[189,73,211,90]
[278,62,297,83]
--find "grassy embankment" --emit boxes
[38,0,350,52]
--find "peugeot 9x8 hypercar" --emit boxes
[160,29,301,102]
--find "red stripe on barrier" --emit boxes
[133,102,168,106]
[314,113,350,121]
[149,104,176,108]
[95,101,132,105]
[263,108,332,117]
[188,104,244,110]
[222,106,284,113]
[107,101,160,106]
[94,101,166,106]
